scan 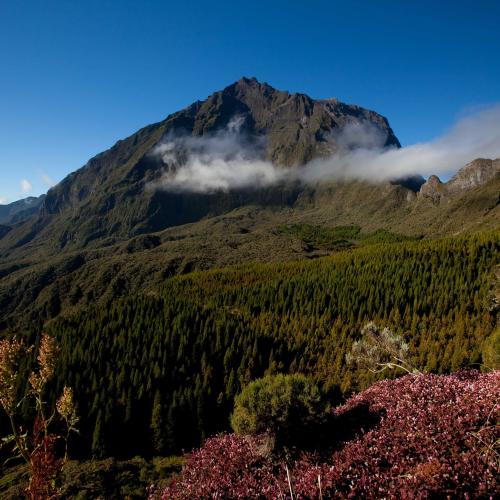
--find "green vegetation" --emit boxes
[482,327,500,369]
[19,231,495,459]
[359,228,421,245]
[279,224,359,250]
[230,373,328,448]
[279,223,419,251]
[0,456,184,499]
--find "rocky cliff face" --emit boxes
[419,158,500,202]
[447,158,500,193]
[419,175,445,202]
[194,77,400,166]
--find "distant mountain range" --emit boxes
[0,195,45,225]
[0,78,499,333]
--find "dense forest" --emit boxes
[10,231,498,460]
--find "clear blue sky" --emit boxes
[1,0,499,203]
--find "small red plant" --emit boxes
[26,418,61,499]
[0,334,78,499]
[152,434,284,499]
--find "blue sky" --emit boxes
[0,0,499,203]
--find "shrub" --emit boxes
[150,434,280,499]
[230,373,329,448]
[327,370,499,497]
[347,322,421,374]
[155,371,499,499]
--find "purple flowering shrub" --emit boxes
[153,371,499,499]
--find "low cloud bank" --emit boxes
[150,105,500,193]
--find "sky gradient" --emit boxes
[1,0,499,203]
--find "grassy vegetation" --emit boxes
[278,223,420,251]
[0,456,184,499]
[279,224,359,250]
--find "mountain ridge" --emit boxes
[0,194,45,225]
[419,158,500,202]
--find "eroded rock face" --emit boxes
[419,159,500,202]
[447,158,500,193]
[419,175,445,202]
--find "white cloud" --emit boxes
[149,104,500,193]
[20,179,33,194]
[304,104,500,183]
[0,196,8,205]
[164,156,284,192]
[149,115,272,193]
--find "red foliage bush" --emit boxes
[326,370,499,498]
[151,434,283,499]
[153,371,499,499]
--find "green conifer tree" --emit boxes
[92,410,106,459]
[151,389,165,454]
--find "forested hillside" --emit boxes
[23,232,498,459]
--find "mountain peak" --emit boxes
[233,76,270,88]
[221,76,280,100]
[198,78,400,160]
[236,76,260,85]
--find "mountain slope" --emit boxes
[0,79,499,334]
[0,77,399,259]
[0,172,498,334]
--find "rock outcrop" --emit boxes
[419,158,500,202]
[447,158,500,194]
